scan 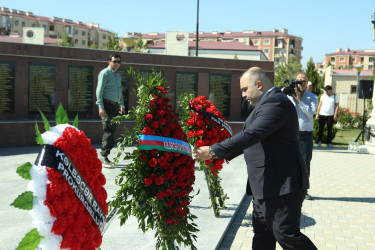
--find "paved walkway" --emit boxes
[1,146,374,249]
[218,147,375,250]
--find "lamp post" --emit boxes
[354,64,363,112]
[195,0,199,57]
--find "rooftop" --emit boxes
[149,41,261,51]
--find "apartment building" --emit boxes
[0,7,111,48]
[124,28,303,65]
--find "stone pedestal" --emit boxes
[359,84,375,154]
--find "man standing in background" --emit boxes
[287,73,318,200]
[96,53,125,168]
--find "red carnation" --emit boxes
[142,127,154,135]
[151,121,160,129]
[144,178,153,186]
[149,158,158,168]
[145,114,153,121]
[155,176,165,185]
[186,119,195,126]
[156,192,165,199]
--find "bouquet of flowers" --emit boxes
[179,94,231,216]
[11,105,108,250]
[110,67,198,250]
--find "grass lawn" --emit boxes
[314,128,365,148]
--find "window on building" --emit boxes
[103,34,106,39]
[351,85,356,94]
[15,20,19,26]
[370,57,374,62]
[22,22,25,27]
[263,39,270,45]
[75,39,78,44]
[82,40,86,45]
[75,30,78,35]
[339,57,345,62]
[263,48,269,54]
[361,57,364,63]
[31,23,35,27]
[243,38,248,44]
[43,25,46,30]
[253,39,258,45]
[331,57,335,62]
[369,66,374,69]
[351,57,356,62]
[82,31,86,36]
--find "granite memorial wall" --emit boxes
[0,42,274,147]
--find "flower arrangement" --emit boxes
[11,104,108,250]
[179,94,231,217]
[337,108,367,129]
[110,67,198,250]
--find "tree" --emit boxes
[133,33,148,53]
[59,27,74,47]
[306,57,323,95]
[274,55,302,88]
[106,32,121,51]
[90,43,98,49]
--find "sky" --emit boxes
[2,0,374,69]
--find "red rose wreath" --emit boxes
[179,94,231,216]
[11,105,108,250]
[110,68,198,250]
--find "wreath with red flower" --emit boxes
[110,67,198,250]
[11,104,108,250]
[179,94,231,216]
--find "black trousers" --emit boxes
[252,191,317,250]
[100,100,119,157]
[318,115,334,144]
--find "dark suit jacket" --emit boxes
[211,88,309,199]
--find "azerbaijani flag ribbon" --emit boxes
[139,135,192,156]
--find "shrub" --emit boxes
[313,118,337,143]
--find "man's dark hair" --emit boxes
[324,85,332,91]
[108,53,121,61]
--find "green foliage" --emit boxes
[38,108,50,131]
[34,121,44,145]
[306,57,323,95]
[11,191,34,210]
[59,27,74,47]
[274,55,302,88]
[55,103,69,125]
[337,107,367,129]
[133,33,148,53]
[90,43,98,49]
[17,162,32,180]
[106,32,122,51]
[313,119,337,143]
[234,54,239,59]
[15,228,44,250]
[73,114,79,128]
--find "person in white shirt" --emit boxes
[315,85,339,148]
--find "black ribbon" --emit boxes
[35,144,107,234]
[189,102,233,136]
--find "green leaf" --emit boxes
[38,108,50,131]
[55,103,68,125]
[11,191,33,210]
[16,162,32,180]
[34,121,44,145]
[15,228,44,250]
[73,113,79,128]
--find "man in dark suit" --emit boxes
[193,67,317,249]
